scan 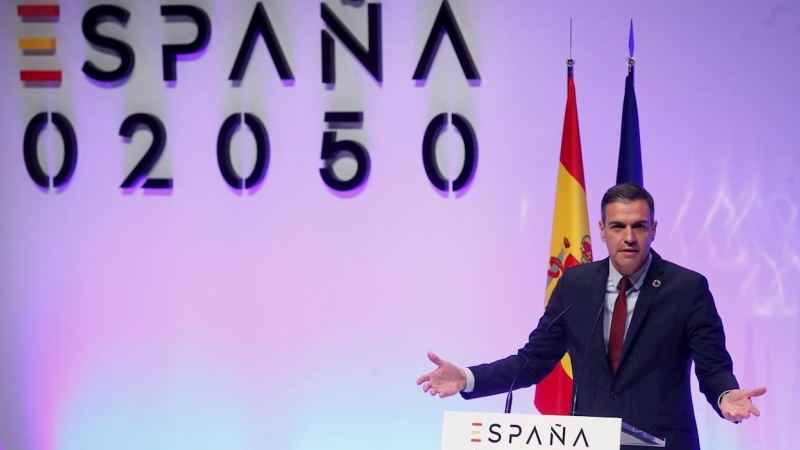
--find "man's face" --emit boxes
[599,199,657,276]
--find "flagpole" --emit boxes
[627,56,634,82]
[568,18,574,77]
[627,19,635,78]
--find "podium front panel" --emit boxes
[442,411,622,450]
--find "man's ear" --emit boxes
[598,220,606,242]
[651,220,657,242]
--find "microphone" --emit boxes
[504,304,573,414]
[570,295,606,416]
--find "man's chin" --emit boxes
[617,253,640,262]
[613,257,644,275]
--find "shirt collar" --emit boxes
[607,253,653,292]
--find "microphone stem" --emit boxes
[503,304,572,414]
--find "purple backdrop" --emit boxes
[1,1,797,449]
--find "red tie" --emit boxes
[608,277,631,374]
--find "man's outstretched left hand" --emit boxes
[721,387,767,423]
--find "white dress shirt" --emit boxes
[603,254,652,350]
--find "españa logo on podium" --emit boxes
[467,420,591,448]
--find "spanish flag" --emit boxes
[534,62,593,415]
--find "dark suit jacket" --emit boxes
[462,250,738,450]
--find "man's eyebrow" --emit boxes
[607,220,650,226]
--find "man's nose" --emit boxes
[624,227,637,243]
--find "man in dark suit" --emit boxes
[416,183,766,449]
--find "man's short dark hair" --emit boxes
[601,183,655,223]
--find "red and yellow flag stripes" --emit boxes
[533,67,593,415]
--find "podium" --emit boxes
[441,411,665,449]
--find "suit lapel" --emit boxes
[590,260,611,374]
[618,250,665,369]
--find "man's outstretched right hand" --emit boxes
[416,351,467,398]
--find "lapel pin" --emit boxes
[652,280,662,288]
